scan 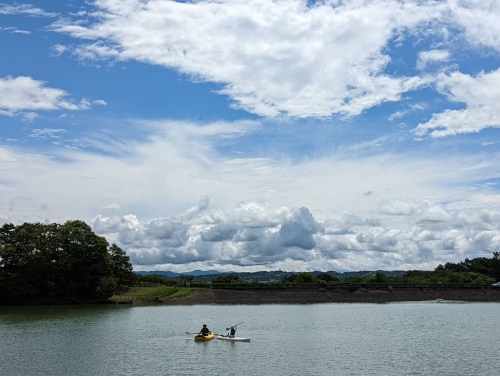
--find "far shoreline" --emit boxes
[159,286,500,305]
[3,286,500,307]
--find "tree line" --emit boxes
[148,253,500,286]
[204,253,500,285]
[0,221,135,304]
[282,253,499,285]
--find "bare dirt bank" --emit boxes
[162,287,500,304]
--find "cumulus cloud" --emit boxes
[91,197,500,272]
[2,118,500,270]
[448,0,500,52]
[416,49,450,70]
[93,200,325,267]
[50,0,453,118]
[413,69,500,137]
[0,76,98,117]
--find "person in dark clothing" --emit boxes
[199,324,211,336]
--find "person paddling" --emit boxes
[199,324,211,337]
[225,325,237,338]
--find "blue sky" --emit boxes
[2,0,500,272]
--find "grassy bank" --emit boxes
[165,288,193,299]
[109,286,179,301]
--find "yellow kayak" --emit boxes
[194,333,215,342]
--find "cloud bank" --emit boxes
[2,118,499,225]
[92,197,500,272]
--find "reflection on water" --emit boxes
[1,302,500,376]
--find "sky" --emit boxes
[2,0,500,273]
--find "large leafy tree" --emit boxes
[109,243,135,286]
[0,220,134,303]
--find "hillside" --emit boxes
[135,269,408,283]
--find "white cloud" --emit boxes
[91,197,500,271]
[416,49,450,70]
[50,44,68,57]
[0,76,97,116]
[1,119,500,270]
[2,118,500,222]
[22,112,39,122]
[388,110,408,121]
[103,203,121,210]
[0,3,57,17]
[0,27,30,34]
[41,0,500,130]
[413,69,500,137]
[448,0,500,52]
[29,128,67,140]
[12,29,30,34]
[50,0,450,118]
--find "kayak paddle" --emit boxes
[226,321,244,331]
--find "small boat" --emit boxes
[217,335,250,342]
[194,333,215,342]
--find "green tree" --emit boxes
[342,276,368,284]
[0,220,133,303]
[282,272,316,283]
[179,274,195,285]
[373,271,388,283]
[109,243,134,286]
[211,274,240,283]
[0,222,49,299]
[315,273,338,283]
[56,220,113,299]
[136,274,177,286]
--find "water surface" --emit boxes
[1,302,499,375]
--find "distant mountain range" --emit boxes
[135,269,408,283]
[135,270,223,278]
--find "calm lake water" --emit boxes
[1,301,499,376]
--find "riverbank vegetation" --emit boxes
[109,286,180,302]
[166,288,193,298]
[281,254,499,286]
[0,221,135,305]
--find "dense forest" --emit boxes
[0,221,135,304]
